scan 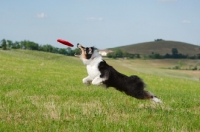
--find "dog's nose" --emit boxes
[77,43,80,48]
[77,43,83,48]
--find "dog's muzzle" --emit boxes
[74,43,81,57]
[77,43,82,48]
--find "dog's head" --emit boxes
[76,43,100,65]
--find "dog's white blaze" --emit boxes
[81,50,100,65]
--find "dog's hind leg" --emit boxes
[134,90,162,103]
[126,75,162,103]
[145,91,162,103]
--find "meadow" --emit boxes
[0,49,200,132]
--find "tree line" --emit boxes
[107,49,141,59]
[149,48,200,59]
[1,39,199,59]
[107,48,200,59]
[0,39,80,56]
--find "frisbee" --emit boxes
[57,39,74,47]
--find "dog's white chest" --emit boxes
[86,65,100,79]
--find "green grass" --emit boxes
[0,49,200,132]
[107,59,200,81]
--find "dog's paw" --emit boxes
[82,78,92,85]
[152,96,162,103]
[91,77,105,86]
[91,80,103,86]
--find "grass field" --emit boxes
[0,49,200,132]
[107,59,200,81]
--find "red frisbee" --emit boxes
[57,39,74,47]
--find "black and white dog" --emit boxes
[76,43,162,103]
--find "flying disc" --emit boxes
[57,39,74,47]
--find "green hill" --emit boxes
[111,41,200,56]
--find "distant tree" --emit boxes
[7,40,13,49]
[52,47,59,54]
[107,52,116,59]
[40,44,53,52]
[197,54,200,59]
[154,39,164,41]
[107,50,137,59]
[189,55,197,59]
[122,51,129,58]
[136,54,140,58]
[129,54,135,59]
[29,41,39,50]
[149,53,163,59]
[156,54,162,59]
[115,49,123,58]
[59,48,67,55]
[171,48,179,58]
[107,52,113,58]
[73,48,81,56]
[20,40,27,49]
[164,53,171,58]
[172,48,178,55]
[66,47,76,56]
[12,41,20,49]
[1,39,7,50]
[65,48,78,56]
[178,53,187,59]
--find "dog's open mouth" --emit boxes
[74,43,82,57]
[74,52,81,57]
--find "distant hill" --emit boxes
[110,41,200,56]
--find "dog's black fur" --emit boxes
[98,60,152,100]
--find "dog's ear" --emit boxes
[92,46,98,50]
[88,46,98,54]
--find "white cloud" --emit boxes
[182,20,191,24]
[36,13,47,18]
[157,0,177,2]
[86,17,103,21]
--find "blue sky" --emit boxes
[1,0,200,49]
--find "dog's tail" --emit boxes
[126,76,162,103]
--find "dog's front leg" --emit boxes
[82,76,92,85]
[92,76,104,86]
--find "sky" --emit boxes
[1,0,200,49]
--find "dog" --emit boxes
[76,43,162,103]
